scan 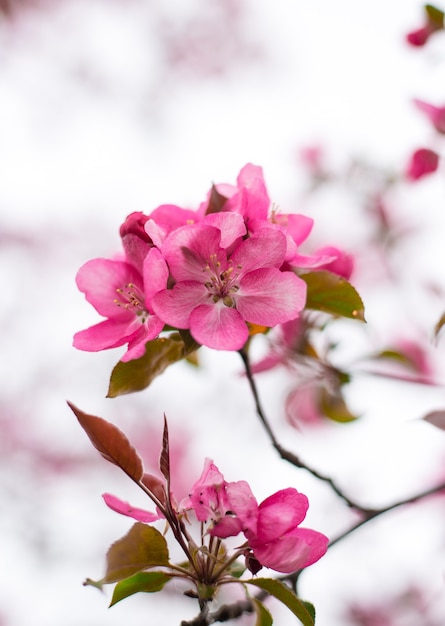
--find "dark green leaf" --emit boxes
[425,4,444,28]
[319,386,358,423]
[372,349,415,368]
[252,598,273,626]
[104,523,169,583]
[301,271,365,321]
[245,578,314,626]
[302,601,316,621]
[109,571,172,606]
[68,402,143,482]
[178,328,201,354]
[107,334,191,397]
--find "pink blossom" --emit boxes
[207,163,328,268]
[299,145,325,173]
[246,488,328,573]
[312,245,354,279]
[285,383,325,428]
[184,458,231,522]
[73,248,168,361]
[119,211,152,273]
[413,99,445,134]
[406,6,444,47]
[187,460,328,573]
[145,204,200,248]
[405,147,439,181]
[215,482,328,573]
[152,215,307,350]
[407,26,435,46]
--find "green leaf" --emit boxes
[301,271,365,321]
[252,598,273,626]
[68,402,143,482]
[229,560,246,579]
[178,328,201,354]
[245,579,315,626]
[434,311,445,342]
[373,349,415,367]
[107,334,193,397]
[302,601,316,621]
[103,523,170,583]
[109,571,172,606]
[425,4,444,29]
[319,386,358,423]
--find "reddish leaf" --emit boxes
[160,415,170,483]
[434,312,445,342]
[68,402,143,482]
[423,410,445,431]
[205,184,229,214]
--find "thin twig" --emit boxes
[328,479,445,548]
[239,347,369,510]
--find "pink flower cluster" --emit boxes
[185,458,328,573]
[103,458,328,575]
[74,164,337,358]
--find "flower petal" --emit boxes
[143,247,169,306]
[76,258,142,319]
[162,224,226,282]
[189,303,249,350]
[152,282,210,328]
[146,204,198,247]
[121,316,165,362]
[102,493,160,523]
[203,211,246,248]
[73,318,138,352]
[231,228,287,273]
[252,527,329,573]
[236,269,306,326]
[256,488,309,543]
[224,480,258,535]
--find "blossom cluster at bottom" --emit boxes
[71,404,328,622]
[107,457,329,576]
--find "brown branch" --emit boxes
[328,479,445,548]
[239,348,370,511]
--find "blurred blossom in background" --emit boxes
[2,1,445,624]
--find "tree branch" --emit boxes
[239,347,369,510]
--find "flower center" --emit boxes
[202,254,241,307]
[114,282,148,322]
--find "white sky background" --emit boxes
[2,1,445,625]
